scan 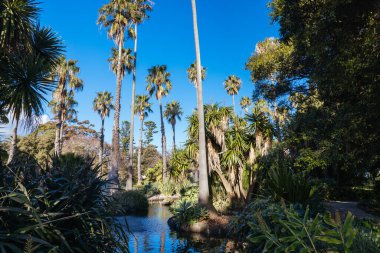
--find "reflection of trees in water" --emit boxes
[174,238,232,253]
[159,231,165,253]
[134,235,138,253]
[143,233,149,252]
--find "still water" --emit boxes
[118,203,239,253]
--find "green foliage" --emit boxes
[170,200,208,228]
[251,207,357,252]
[0,154,129,252]
[143,121,157,146]
[111,190,149,215]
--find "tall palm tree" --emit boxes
[108,47,134,78]
[98,0,130,190]
[190,0,210,208]
[240,96,252,113]
[125,0,153,190]
[146,65,171,183]
[52,57,83,156]
[93,91,114,165]
[164,101,183,152]
[50,94,78,152]
[224,75,242,113]
[134,94,152,185]
[187,61,206,88]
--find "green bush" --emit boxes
[170,199,208,228]
[0,154,129,252]
[250,207,358,252]
[112,190,149,215]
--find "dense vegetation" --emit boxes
[0,0,379,252]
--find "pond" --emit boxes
[117,203,240,253]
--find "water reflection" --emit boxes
[120,203,241,253]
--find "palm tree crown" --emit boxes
[187,61,206,87]
[164,100,183,127]
[224,75,242,96]
[240,96,252,112]
[134,94,152,120]
[146,65,172,99]
[108,47,134,78]
[93,91,114,120]
[97,0,130,45]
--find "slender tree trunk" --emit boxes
[232,94,235,113]
[59,118,64,151]
[137,117,144,185]
[172,123,176,153]
[160,100,168,182]
[110,37,124,192]
[54,84,65,157]
[6,118,19,165]
[99,118,105,164]
[126,25,138,190]
[191,0,210,208]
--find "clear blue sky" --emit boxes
[38,0,279,150]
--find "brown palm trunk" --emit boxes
[54,86,65,157]
[159,100,168,182]
[59,118,64,152]
[191,0,210,208]
[137,117,144,185]
[110,36,124,192]
[6,118,19,165]
[126,25,138,190]
[99,118,105,164]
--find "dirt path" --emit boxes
[325,201,380,223]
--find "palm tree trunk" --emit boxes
[232,94,235,113]
[159,100,168,183]
[59,119,64,152]
[54,88,64,157]
[126,25,139,190]
[137,117,144,185]
[110,37,124,192]
[191,0,210,208]
[99,118,105,164]
[6,118,19,165]
[172,123,176,153]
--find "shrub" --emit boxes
[112,190,149,215]
[170,200,208,228]
[0,154,129,252]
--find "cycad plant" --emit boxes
[224,75,242,113]
[146,65,172,183]
[93,91,114,165]
[134,94,152,185]
[164,100,183,152]
[98,0,130,190]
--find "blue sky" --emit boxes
[34,0,279,150]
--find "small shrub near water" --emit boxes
[112,190,149,215]
[170,199,208,228]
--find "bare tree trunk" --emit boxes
[54,86,64,157]
[6,118,19,165]
[160,100,168,182]
[126,25,138,190]
[59,118,64,152]
[99,118,105,164]
[232,94,235,113]
[191,0,210,208]
[110,37,124,192]
[137,117,143,185]
[172,123,176,153]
